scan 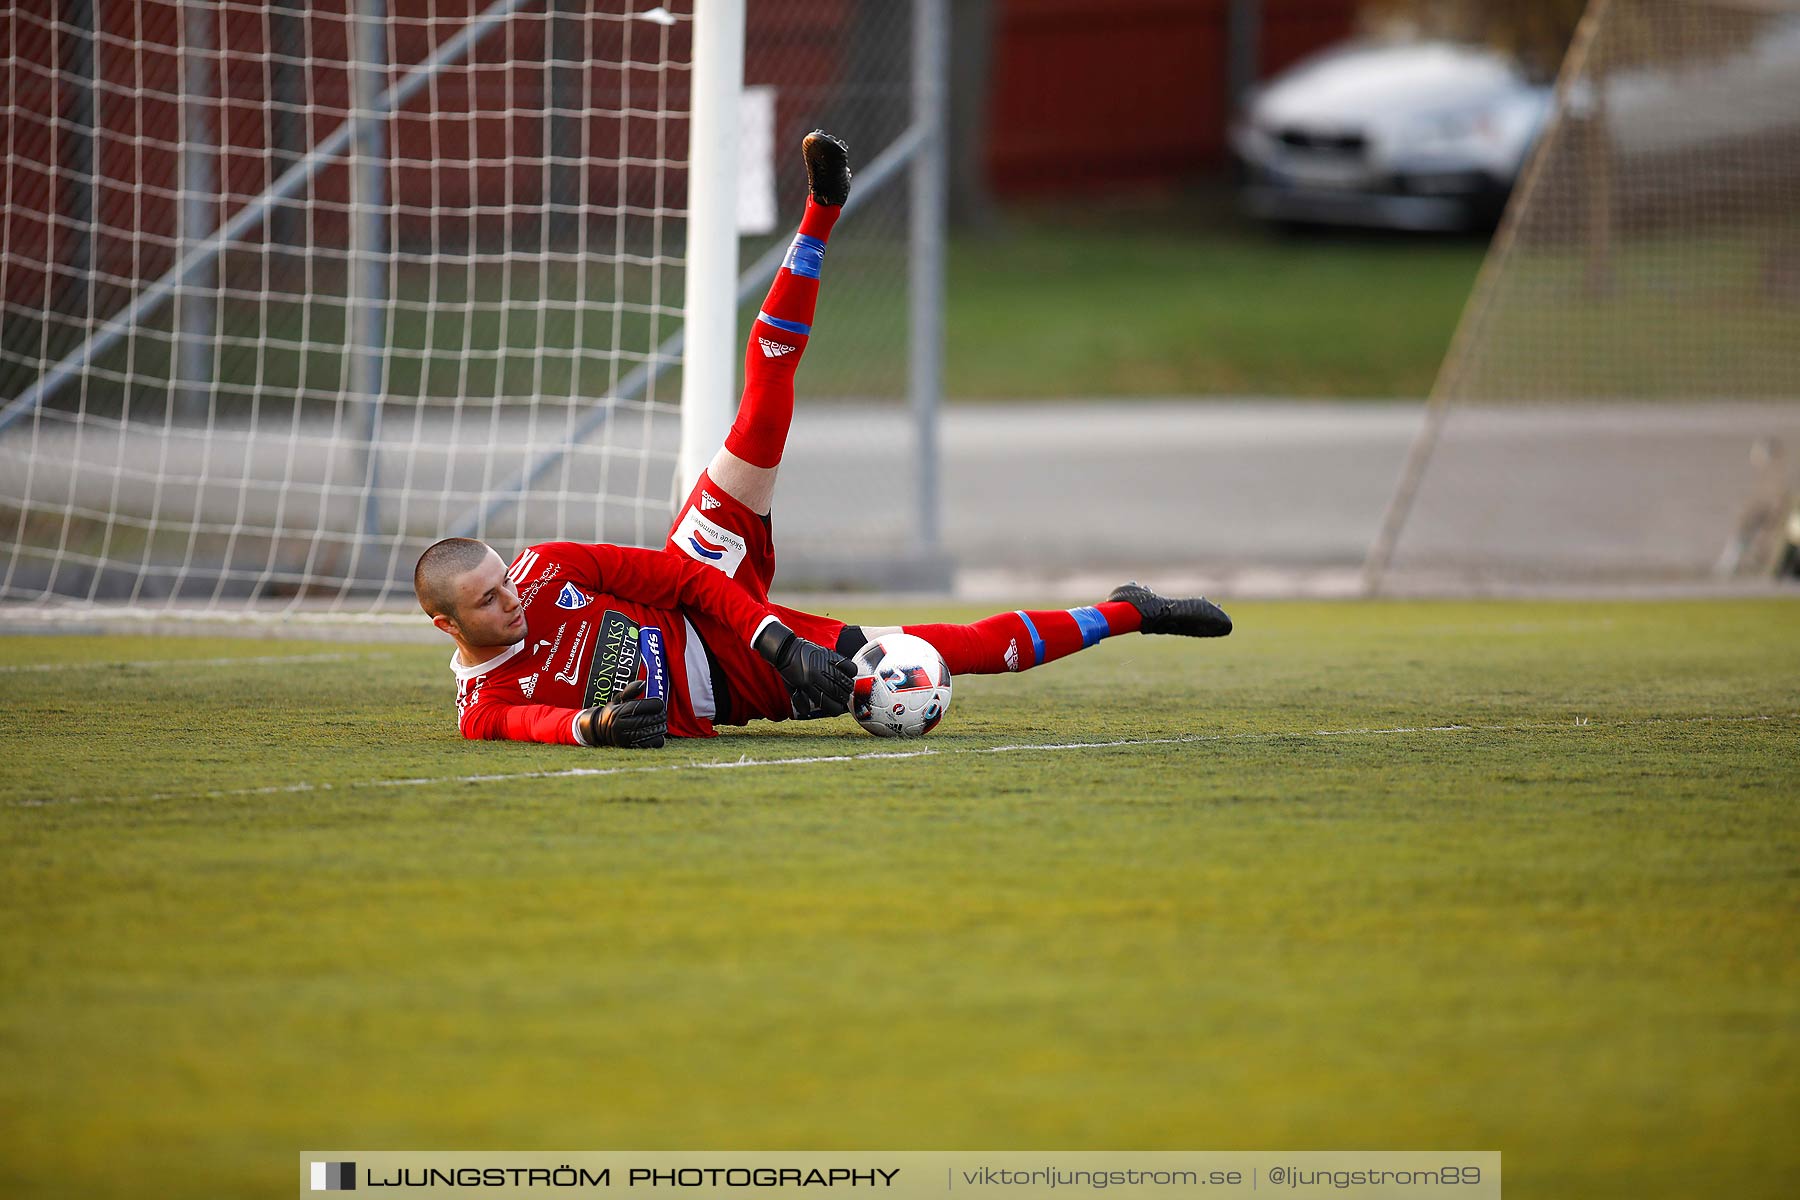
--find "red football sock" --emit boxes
[904,602,1142,675]
[724,198,840,469]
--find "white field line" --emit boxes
[12,712,1790,807]
[0,652,389,674]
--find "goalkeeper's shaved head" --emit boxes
[414,537,495,618]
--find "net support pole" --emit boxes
[268,3,305,248]
[65,0,97,282]
[176,0,217,422]
[348,0,391,550]
[910,0,947,554]
[547,0,582,242]
[1227,0,1261,109]
[677,0,746,502]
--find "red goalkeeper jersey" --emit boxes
[451,541,778,744]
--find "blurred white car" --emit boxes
[1232,40,1554,232]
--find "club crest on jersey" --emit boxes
[673,509,748,578]
[555,582,592,610]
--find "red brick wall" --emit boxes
[987,0,1358,194]
[4,0,1357,310]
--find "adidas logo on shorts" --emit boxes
[758,337,796,358]
[700,490,722,512]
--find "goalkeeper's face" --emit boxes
[439,548,527,648]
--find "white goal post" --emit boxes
[676,0,744,510]
[0,0,948,619]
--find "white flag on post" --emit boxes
[737,85,778,236]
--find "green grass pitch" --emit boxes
[3,599,1797,1199]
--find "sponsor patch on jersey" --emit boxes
[584,609,647,708]
[555,582,592,610]
[535,623,567,670]
[673,508,748,578]
[554,621,592,685]
[637,625,668,700]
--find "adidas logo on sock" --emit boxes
[1004,639,1020,672]
[759,337,797,358]
[700,490,722,512]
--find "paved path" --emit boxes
[8,398,1796,600]
[785,400,1422,573]
[783,399,1799,592]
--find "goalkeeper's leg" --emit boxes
[863,584,1232,675]
[703,131,851,516]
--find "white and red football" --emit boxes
[849,633,952,738]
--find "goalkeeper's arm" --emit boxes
[460,680,667,748]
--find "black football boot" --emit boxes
[1107,582,1233,638]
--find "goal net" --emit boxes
[1,0,942,617]
[1367,0,1800,588]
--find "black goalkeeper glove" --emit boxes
[575,679,667,749]
[753,620,855,718]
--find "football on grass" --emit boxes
[850,633,952,738]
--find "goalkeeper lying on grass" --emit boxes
[413,132,1231,748]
